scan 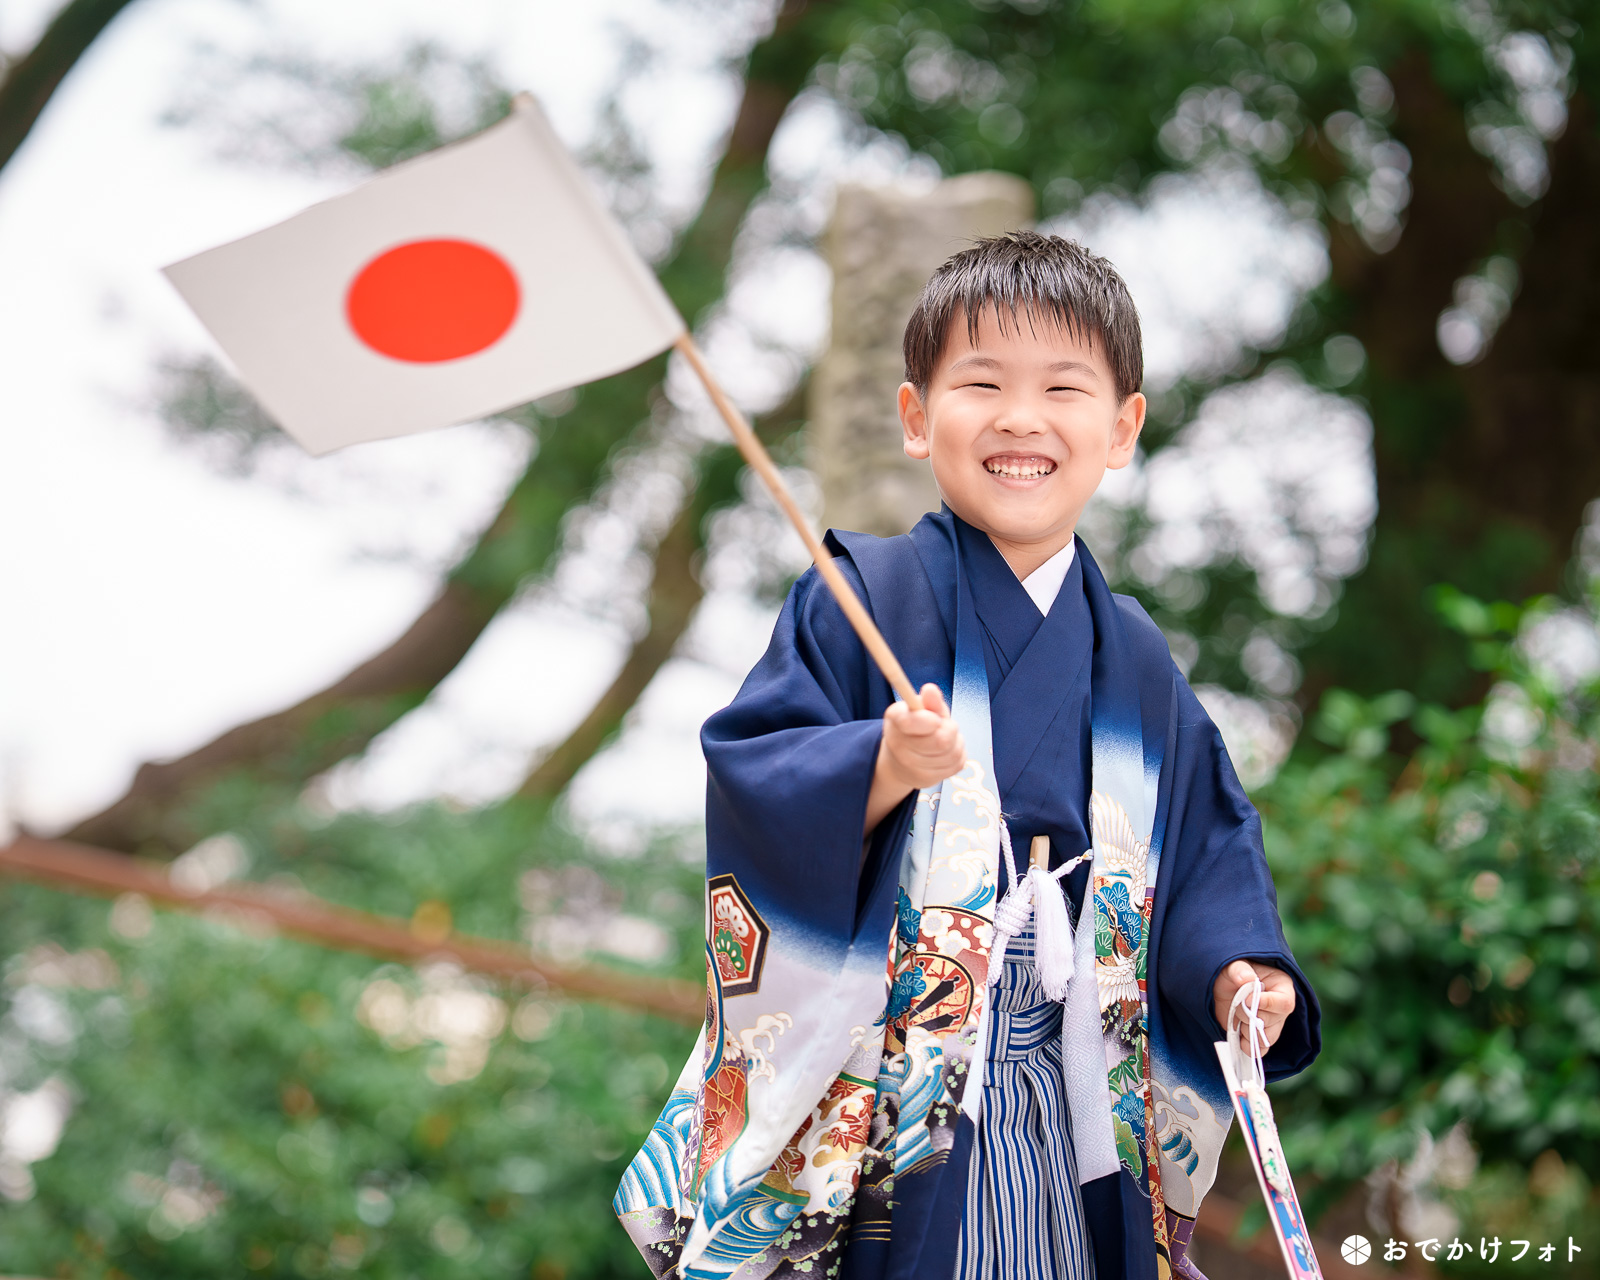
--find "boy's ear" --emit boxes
[1106,392,1146,470]
[899,382,931,460]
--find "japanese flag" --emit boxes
[164,96,684,455]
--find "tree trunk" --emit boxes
[63,0,833,853]
[0,0,141,175]
[1298,56,1600,706]
[1462,93,1600,570]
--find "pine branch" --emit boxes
[519,484,707,800]
[63,578,502,851]
[518,378,809,799]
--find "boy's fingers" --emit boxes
[898,713,944,739]
[902,739,960,768]
[882,686,964,787]
[894,730,967,776]
[1253,968,1296,1013]
[1216,961,1252,1008]
[887,711,929,737]
[1251,963,1294,991]
[1244,1024,1283,1050]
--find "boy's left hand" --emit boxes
[1212,959,1296,1052]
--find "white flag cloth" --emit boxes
[164,96,685,455]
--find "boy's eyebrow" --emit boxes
[946,354,1102,380]
[1045,360,1101,378]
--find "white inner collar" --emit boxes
[1009,537,1077,616]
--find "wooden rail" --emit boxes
[0,835,702,1025]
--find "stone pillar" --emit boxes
[809,172,1035,537]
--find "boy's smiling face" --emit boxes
[898,305,1145,578]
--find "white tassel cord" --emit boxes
[1227,978,1270,1085]
[1227,977,1297,1196]
[992,824,1092,1001]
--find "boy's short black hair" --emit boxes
[902,230,1143,401]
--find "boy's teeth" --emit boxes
[985,459,1055,478]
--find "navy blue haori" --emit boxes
[616,509,1320,1280]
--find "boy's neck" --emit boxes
[982,527,1077,581]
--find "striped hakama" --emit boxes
[954,926,1096,1280]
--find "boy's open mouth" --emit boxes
[984,454,1057,479]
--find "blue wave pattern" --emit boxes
[616,1087,697,1209]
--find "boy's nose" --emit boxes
[992,404,1047,435]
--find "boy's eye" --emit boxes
[965,381,1000,390]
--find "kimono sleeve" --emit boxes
[1155,680,1321,1082]
[700,560,910,951]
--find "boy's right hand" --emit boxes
[864,684,967,834]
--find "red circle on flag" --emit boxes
[345,239,520,363]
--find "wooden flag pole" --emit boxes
[674,334,922,709]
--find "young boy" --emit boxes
[616,232,1320,1280]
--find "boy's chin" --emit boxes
[942,496,1073,543]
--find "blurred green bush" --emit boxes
[1264,595,1600,1271]
[0,803,702,1279]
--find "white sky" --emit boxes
[0,0,1363,842]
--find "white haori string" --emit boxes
[965,820,1083,1127]
[988,822,1120,1185]
[992,823,1092,1000]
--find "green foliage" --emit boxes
[1257,600,1600,1262]
[0,797,703,1278]
[153,355,284,473]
